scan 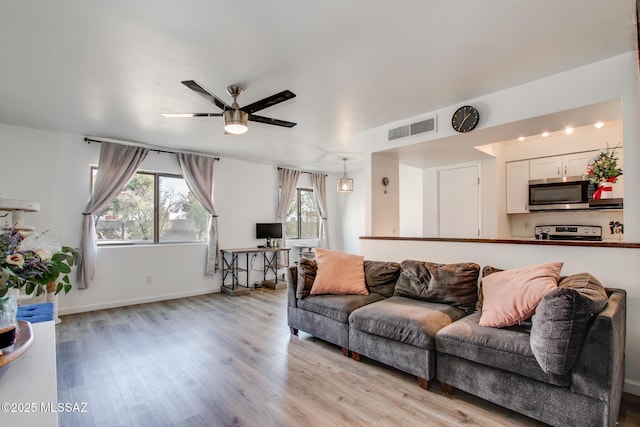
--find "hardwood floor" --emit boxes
[56,289,639,427]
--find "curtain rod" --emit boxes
[277,166,327,176]
[84,137,220,161]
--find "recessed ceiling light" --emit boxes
[518,136,525,141]
[542,131,549,137]
[565,127,573,135]
[594,122,604,129]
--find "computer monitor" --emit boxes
[256,223,282,247]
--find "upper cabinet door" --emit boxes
[563,151,598,178]
[529,151,598,180]
[506,160,530,214]
[529,156,562,180]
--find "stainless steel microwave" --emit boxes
[528,177,592,211]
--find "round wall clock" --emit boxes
[451,105,480,133]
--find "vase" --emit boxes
[0,291,18,349]
[598,182,614,199]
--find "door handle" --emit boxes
[557,166,560,175]
[564,165,567,176]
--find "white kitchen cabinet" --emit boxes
[529,151,598,180]
[506,160,530,214]
[563,151,598,177]
[529,156,562,180]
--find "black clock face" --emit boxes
[451,105,480,133]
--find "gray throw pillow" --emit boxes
[296,258,317,300]
[476,265,503,311]
[393,260,480,313]
[363,260,401,297]
[530,273,608,375]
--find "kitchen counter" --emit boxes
[359,236,640,249]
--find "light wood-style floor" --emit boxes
[56,289,640,427]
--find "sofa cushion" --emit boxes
[436,312,570,386]
[349,296,466,349]
[530,273,609,375]
[479,262,562,328]
[298,293,385,323]
[364,260,401,297]
[393,260,480,313]
[296,258,317,300]
[476,265,503,311]
[310,249,368,295]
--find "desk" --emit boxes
[0,320,58,427]
[220,247,291,295]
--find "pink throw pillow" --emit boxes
[310,249,368,295]
[479,262,562,328]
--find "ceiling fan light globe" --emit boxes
[224,123,248,135]
[224,110,249,135]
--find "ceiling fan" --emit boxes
[162,80,297,134]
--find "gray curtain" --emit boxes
[276,168,300,247]
[78,142,149,289]
[312,172,329,248]
[177,153,219,274]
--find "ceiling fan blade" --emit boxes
[240,90,296,114]
[181,80,230,111]
[162,113,223,117]
[248,114,297,128]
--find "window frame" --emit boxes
[91,167,206,246]
[286,187,318,240]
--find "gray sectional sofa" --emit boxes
[286,258,627,427]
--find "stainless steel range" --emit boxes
[534,225,602,241]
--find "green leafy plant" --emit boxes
[0,226,79,298]
[586,144,623,184]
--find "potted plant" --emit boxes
[1,226,79,298]
[586,144,623,199]
[0,226,78,345]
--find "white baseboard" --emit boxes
[624,378,640,396]
[58,287,221,316]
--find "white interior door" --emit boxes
[438,164,480,238]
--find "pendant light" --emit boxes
[337,158,354,193]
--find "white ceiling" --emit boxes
[0,1,636,173]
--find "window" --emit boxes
[91,168,207,244]
[284,188,318,239]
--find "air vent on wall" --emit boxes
[388,116,436,141]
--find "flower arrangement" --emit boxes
[0,226,79,298]
[586,144,623,184]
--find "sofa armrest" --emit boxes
[570,288,626,403]
[287,266,299,308]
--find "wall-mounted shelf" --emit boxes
[588,198,623,210]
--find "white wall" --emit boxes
[422,168,437,236]
[371,153,399,236]
[332,170,365,254]
[399,164,423,236]
[0,123,342,314]
[363,52,640,242]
